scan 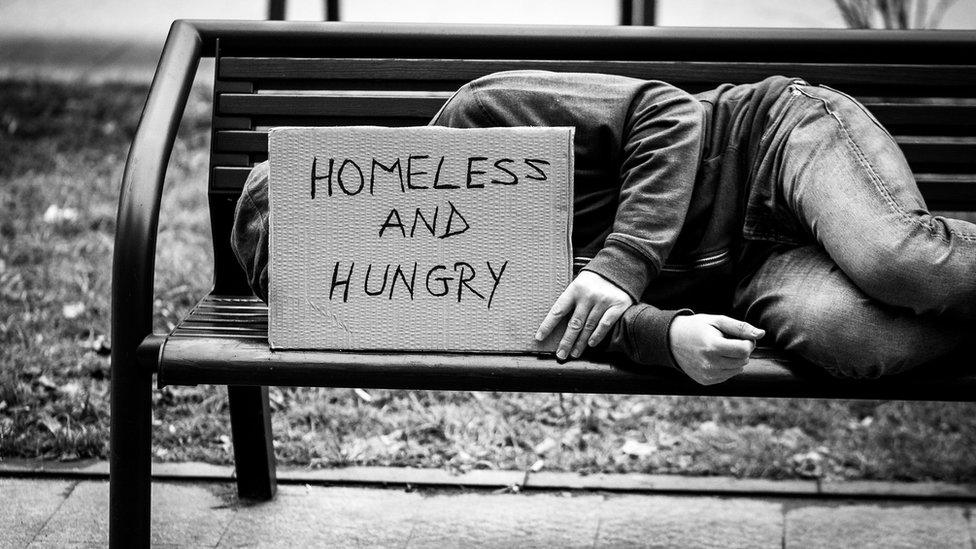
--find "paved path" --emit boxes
[3,477,975,548]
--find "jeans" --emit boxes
[735,82,976,378]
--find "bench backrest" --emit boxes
[204,24,976,295]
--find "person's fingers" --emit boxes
[571,306,605,358]
[710,315,765,340]
[557,305,590,360]
[711,337,756,359]
[536,287,576,341]
[587,304,627,347]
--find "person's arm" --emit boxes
[580,81,705,300]
[528,77,706,358]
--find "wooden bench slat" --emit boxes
[211,167,253,191]
[867,103,976,127]
[217,93,976,131]
[210,153,251,167]
[211,165,976,209]
[219,58,976,91]
[219,93,445,117]
[214,129,976,169]
[181,316,266,326]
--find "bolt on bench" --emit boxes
[112,20,976,547]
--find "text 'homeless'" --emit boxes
[310,154,551,198]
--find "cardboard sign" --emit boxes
[268,126,574,352]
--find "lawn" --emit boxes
[1,79,975,482]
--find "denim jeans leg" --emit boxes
[772,85,976,319]
[733,245,966,378]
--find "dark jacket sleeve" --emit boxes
[604,304,693,369]
[583,81,705,301]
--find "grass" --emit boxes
[2,79,975,482]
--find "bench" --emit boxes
[111,20,976,547]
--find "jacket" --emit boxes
[430,70,794,367]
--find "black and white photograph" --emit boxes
[2,0,976,546]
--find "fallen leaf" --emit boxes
[380,429,403,447]
[530,459,545,472]
[268,387,285,410]
[36,375,58,390]
[354,388,373,402]
[533,437,558,455]
[38,414,61,434]
[62,302,85,319]
[657,432,680,448]
[80,334,111,356]
[58,381,82,398]
[791,450,825,479]
[698,420,719,433]
[620,439,657,457]
[42,204,79,225]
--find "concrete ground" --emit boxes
[3,477,975,548]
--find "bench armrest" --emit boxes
[111,20,202,368]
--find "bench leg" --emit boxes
[228,385,277,500]
[110,358,153,548]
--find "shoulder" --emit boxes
[467,70,650,98]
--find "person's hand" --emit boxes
[536,271,634,360]
[668,314,765,385]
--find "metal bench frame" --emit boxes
[111,20,976,547]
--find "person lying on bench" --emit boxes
[231,70,975,385]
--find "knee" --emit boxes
[842,229,976,318]
[784,293,932,379]
[810,327,924,380]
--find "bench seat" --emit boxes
[147,295,976,402]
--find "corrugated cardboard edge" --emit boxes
[565,126,576,299]
[267,127,286,350]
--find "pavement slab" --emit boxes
[219,486,420,548]
[406,492,603,548]
[0,478,74,547]
[31,480,234,547]
[595,495,783,548]
[785,503,972,549]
